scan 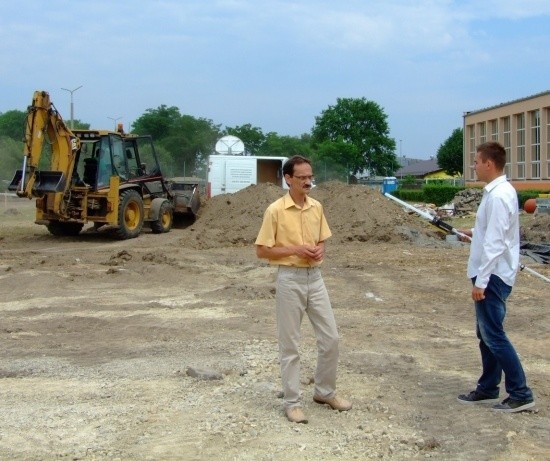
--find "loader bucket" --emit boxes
[7,170,23,191]
[33,171,66,195]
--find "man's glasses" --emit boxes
[293,175,314,181]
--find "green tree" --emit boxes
[71,119,91,130]
[436,127,463,176]
[0,110,26,141]
[259,132,313,157]
[311,139,357,182]
[311,97,398,176]
[131,105,182,140]
[225,124,265,155]
[0,136,23,187]
[131,106,221,177]
[164,115,221,176]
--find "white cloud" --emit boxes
[1,0,549,157]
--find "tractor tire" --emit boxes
[150,200,173,234]
[114,189,144,240]
[46,221,84,236]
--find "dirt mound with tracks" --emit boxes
[180,182,440,249]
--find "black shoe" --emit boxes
[492,397,535,413]
[457,390,499,405]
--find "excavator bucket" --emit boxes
[8,170,65,195]
[7,170,23,192]
[33,171,66,195]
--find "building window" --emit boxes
[530,110,540,178]
[490,119,498,141]
[479,121,487,144]
[516,113,525,179]
[502,116,511,177]
[468,124,476,180]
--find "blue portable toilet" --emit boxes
[382,176,398,194]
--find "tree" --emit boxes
[437,128,463,176]
[131,106,221,177]
[259,132,312,157]
[131,105,182,140]
[0,110,27,141]
[225,124,265,155]
[0,136,23,187]
[311,98,398,176]
[71,120,91,130]
[163,115,221,176]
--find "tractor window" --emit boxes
[111,136,128,181]
[124,144,141,177]
[96,138,112,189]
[136,137,161,176]
[79,141,97,186]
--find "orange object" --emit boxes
[524,198,537,214]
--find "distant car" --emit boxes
[166,177,201,219]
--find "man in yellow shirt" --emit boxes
[255,155,351,424]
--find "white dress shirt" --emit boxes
[467,175,520,289]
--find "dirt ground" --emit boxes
[1,184,549,461]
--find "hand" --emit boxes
[296,245,324,262]
[472,286,485,301]
[457,228,472,242]
[309,245,325,262]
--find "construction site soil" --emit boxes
[1,182,549,461]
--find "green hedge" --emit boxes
[517,189,549,208]
[392,185,464,206]
[391,188,424,202]
[423,185,464,206]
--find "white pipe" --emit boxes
[384,192,470,240]
[383,192,549,283]
[520,265,550,283]
[20,156,28,193]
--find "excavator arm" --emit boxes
[9,90,80,199]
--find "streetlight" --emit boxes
[107,116,122,131]
[61,85,83,129]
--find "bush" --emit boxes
[423,185,464,206]
[391,188,425,202]
[517,189,549,209]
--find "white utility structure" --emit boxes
[207,136,288,198]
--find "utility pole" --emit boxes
[107,116,122,131]
[61,85,83,129]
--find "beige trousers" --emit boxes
[276,266,340,409]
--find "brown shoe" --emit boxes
[285,406,308,424]
[313,394,352,411]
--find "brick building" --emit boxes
[463,91,550,190]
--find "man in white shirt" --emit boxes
[457,141,534,413]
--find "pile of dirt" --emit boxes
[521,213,550,243]
[179,182,550,249]
[179,182,435,249]
[452,188,483,216]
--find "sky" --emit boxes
[1,1,549,159]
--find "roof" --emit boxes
[395,158,442,177]
[464,90,550,117]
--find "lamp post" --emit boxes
[61,85,83,129]
[107,116,122,131]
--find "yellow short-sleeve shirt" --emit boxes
[255,193,332,267]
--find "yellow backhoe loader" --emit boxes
[9,90,189,239]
